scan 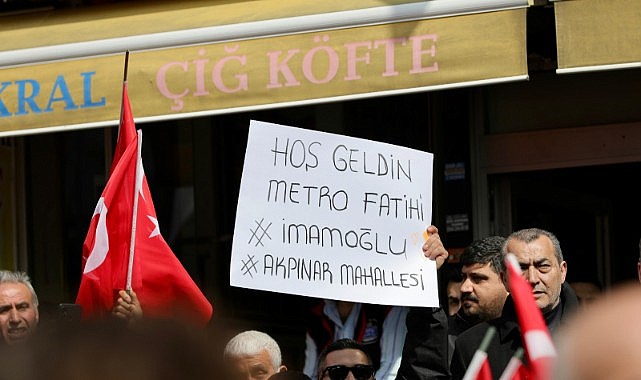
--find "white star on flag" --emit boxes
[148,215,160,238]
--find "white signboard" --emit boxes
[231,120,438,307]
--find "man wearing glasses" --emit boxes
[318,338,376,380]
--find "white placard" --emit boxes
[230,120,438,307]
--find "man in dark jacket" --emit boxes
[397,236,509,380]
[450,228,578,380]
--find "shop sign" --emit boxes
[0,9,526,135]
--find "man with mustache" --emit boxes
[450,228,578,379]
[0,270,39,345]
[454,237,509,326]
[396,236,509,380]
[448,237,509,350]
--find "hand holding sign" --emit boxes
[422,225,449,270]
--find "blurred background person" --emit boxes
[304,299,407,380]
[317,338,375,380]
[569,278,603,309]
[440,263,462,317]
[0,270,39,346]
[225,330,287,380]
[554,283,641,380]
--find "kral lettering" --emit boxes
[0,72,105,118]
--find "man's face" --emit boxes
[446,281,461,316]
[226,349,282,380]
[506,236,567,314]
[459,262,508,323]
[319,349,374,380]
[0,282,39,345]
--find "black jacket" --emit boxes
[396,307,450,380]
[395,305,482,380]
[450,282,579,380]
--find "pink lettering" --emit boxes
[374,37,407,77]
[192,49,210,96]
[344,41,372,81]
[156,61,190,111]
[212,45,248,93]
[409,34,438,74]
[302,35,339,84]
[267,50,301,88]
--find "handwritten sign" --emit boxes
[230,120,438,307]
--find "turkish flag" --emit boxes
[462,326,496,380]
[505,254,556,380]
[75,82,213,327]
[498,348,529,380]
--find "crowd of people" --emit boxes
[1,227,639,379]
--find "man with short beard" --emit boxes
[396,235,508,380]
[450,236,508,335]
[0,270,39,345]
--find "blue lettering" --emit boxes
[16,79,41,115]
[0,82,11,117]
[81,71,105,108]
[45,75,78,112]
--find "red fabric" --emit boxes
[464,349,493,380]
[505,254,556,380]
[499,356,530,380]
[75,83,213,327]
[477,359,493,380]
[514,363,530,380]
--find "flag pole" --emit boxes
[118,51,130,134]
[123,50,129,82]
[126,129,143,292]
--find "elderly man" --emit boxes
[0,270,39,345]
[317,338,376,380]
[224,330,287,380]
[450,228,578,379]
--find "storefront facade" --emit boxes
[1,0,640,367]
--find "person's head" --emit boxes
[317,338,375,380]
[458,236,509,323]
[502,228,567,314]
[224,330,287,380]
[569,280,602,308]
[0,270,39,345]
[554,283,641,380]
[446,280,462,317]
[440,263,462,316]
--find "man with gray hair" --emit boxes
[0,270,39,345]
[224,330,287,380]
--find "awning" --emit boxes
[0,0,528,137]
[554,0,641,74]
